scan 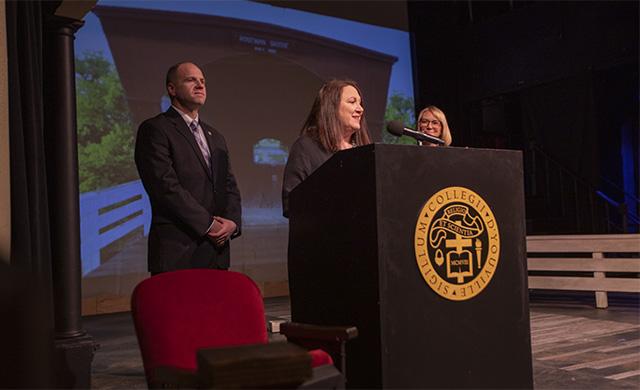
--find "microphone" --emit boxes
[386,120,445,146]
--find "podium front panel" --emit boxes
[376,145,532,388]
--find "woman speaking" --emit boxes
[282,79,372,217]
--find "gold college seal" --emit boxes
[414,187,500,301]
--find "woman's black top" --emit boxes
[282,134,333,218]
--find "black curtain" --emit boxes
[3,1,55,386]
[7,0,53,285]
[520,74,599,184]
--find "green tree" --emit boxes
[382,92,417,145]
[76,51,138,192]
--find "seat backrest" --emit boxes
[131,269,268,380]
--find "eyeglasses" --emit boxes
[419,119,441,126]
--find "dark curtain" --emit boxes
[6,1,53,288]
[0,262,53,387]
[520,74,599,184]
[3,1,55,386]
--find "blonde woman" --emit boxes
[417,105,452,146]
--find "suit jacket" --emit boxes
[135,107,241,272]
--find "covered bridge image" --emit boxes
[94,5,397,208]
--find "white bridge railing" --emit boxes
[80,180,150,276]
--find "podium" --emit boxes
[288,144,533,388]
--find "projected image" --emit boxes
[75,0,415,313]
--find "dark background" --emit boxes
[266,0,639,234]
[407,0,638,234]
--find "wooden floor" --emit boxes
[86,295,640,389]
[529,297,640,389]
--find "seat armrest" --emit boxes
[279,322,358,342]
[279,322,358,377]
[197,342,312,388]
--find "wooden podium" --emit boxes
[287,144,533,388]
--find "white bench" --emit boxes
[526,234,640,308]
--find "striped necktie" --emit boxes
[189,120,211,170]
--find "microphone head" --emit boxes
[386,120,405,136]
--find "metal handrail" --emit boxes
[597,190,640,224]
[527,142,639,233]
[530,142,640,208]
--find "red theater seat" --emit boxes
[131,269,354,388]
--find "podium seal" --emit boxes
[414,186,500,301]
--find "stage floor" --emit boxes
[86,294,640,389]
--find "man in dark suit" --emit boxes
[135,62,241,274]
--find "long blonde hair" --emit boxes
[418,105,453,146]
